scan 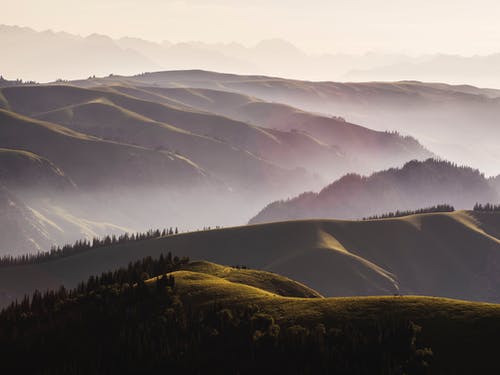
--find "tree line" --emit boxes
[0,252,432,375]
[362,204,455,220]
[0,227,179,268]
[473,203,500,212]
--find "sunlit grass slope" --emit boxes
[1,211,499,307]
[151,260,500,374]
[174,271,500,374]
[172,261,322,298]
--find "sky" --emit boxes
[2,0,500,55]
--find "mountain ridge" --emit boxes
[250,159,500,224]
[1,210,500,307]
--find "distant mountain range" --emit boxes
[129,70,500,175]
[3,24,500,87]
[2,69,500,254]
[0,72,431,254]
[250,159,500,224]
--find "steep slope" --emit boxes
[1,210,500,307]
[0,149,134,255]
[0,148,75,193]
[250,159,499,224]
[0,186,60,255]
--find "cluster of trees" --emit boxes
[0,253,432,375]
[200,226,223,231]
[0,227,179,268]
[473,203,500,212]
[0,76,37,86]
[363,204,455,220]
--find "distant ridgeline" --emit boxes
[0,227,180,267]
[0,253,431,375]
[0,75,38,87]
[362,204,455,220]
[473,203,500,212]
[2,202,499,267]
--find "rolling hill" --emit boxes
[170,263,500,373]
[0,108,209,190]
[1,209,500,307]
[0,107,233,252]
[3,253,500,373]
[0,76,436,254]
[0,149,134,255]
[0,186,59,254]
[250,159,500,224]
[164,260,322,299]
[117,70,500,175]
[0,147,75,193]
[104,85,431,176]
[0,83,431,182]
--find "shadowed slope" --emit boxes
[1,211,500,307]
[2,83,431,181]
[124,85,432,175]
[250,159,499,224]
[1,84,320,192]
[116,70,500,175]
[0,108,208,190]
[0,148,75,193]
[0,186,60,255]
[33,98,317,192]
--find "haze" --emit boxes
[3,0,500,56]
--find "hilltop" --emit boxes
[1,210,500,307]
[250,159,500,224]
[0,75,433,254]
[0,83,430,182]
[115,69,500,175]
[2,254,500,373]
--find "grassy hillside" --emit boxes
[115,70,500,175]
[0,148,75,193]
[33,97,318,192]
[172,260,322,298]
[0,186,59,254]
[1,210,500,307]
[3,253,500,373]
[0,108,209,190]
[6,82,431,180]
[250,159,500,224]
[174,271,500,374]
[172,264,500,373]
[125,85,432,174]
[1,84,347,183]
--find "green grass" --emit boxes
[0,108,208,189]
[2,211,500,309]
[171,260,322,298]
[148,262,500,373]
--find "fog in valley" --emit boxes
[2,0,500,255]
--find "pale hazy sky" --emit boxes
[2,0,500,55]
